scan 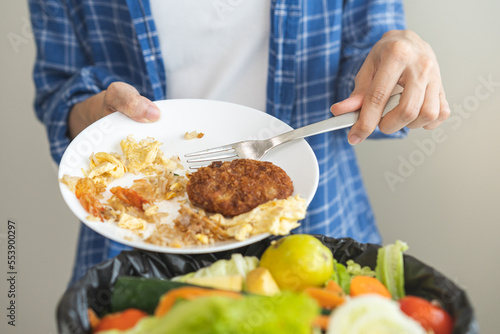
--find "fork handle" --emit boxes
[270,93,401,146]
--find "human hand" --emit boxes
[330,30,450,145]
[68,82,160,139]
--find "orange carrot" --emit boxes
[349,275,392,299]
[325,280,345,295]
[154,287,242,317]
[304,286,346,309]
[93,308,148,333]
[312,315,330,331]
[87,308,100,330]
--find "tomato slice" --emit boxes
[94,308,148,333]
[399,296,454,334]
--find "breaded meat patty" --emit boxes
[187,159,294,217]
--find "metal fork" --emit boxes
[185,93,401,167]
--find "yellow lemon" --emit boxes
[260,234,334,292]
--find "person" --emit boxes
[28,0,449,286]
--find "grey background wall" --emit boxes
[1,0,498,333]
[356,1,500,332]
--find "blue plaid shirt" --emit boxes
[29,0,406,285]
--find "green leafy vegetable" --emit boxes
[332,260,350,293]
[172,254,259,285]
[100,292,319,334]
[331,259,375,294]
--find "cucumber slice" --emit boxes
[110,277,192,314]
[376,240,408,300]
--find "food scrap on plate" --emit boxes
[59,135,307,248]
[183,130,204,140]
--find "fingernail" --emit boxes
[348,134,361,145]
[145,105,160,122]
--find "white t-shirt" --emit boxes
[150,0,270,111]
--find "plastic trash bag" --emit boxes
[57,236,477,334]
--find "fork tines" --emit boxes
[184,145,238,163]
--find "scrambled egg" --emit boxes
[211,195,307,241]
[117,212,148,230]
[120,135,162,173]
[120,135,180,174]
[88,152,126,179]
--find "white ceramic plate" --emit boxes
[58,99,319,254]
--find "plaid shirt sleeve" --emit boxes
[336,0,407,139]
[30,1,117,163]
[28,0,162,286]
[28,0,161,164]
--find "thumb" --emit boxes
[330,89,365,116]
[331,53,376,116]
[104,82,161,123]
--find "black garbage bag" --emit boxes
[57,236,477,334]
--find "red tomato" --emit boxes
[399,296,454,334]
[94,308,148,333]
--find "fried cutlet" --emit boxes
[186,159,294,217]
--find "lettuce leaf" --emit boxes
[101,292,319,334]
[172,254,259,284]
